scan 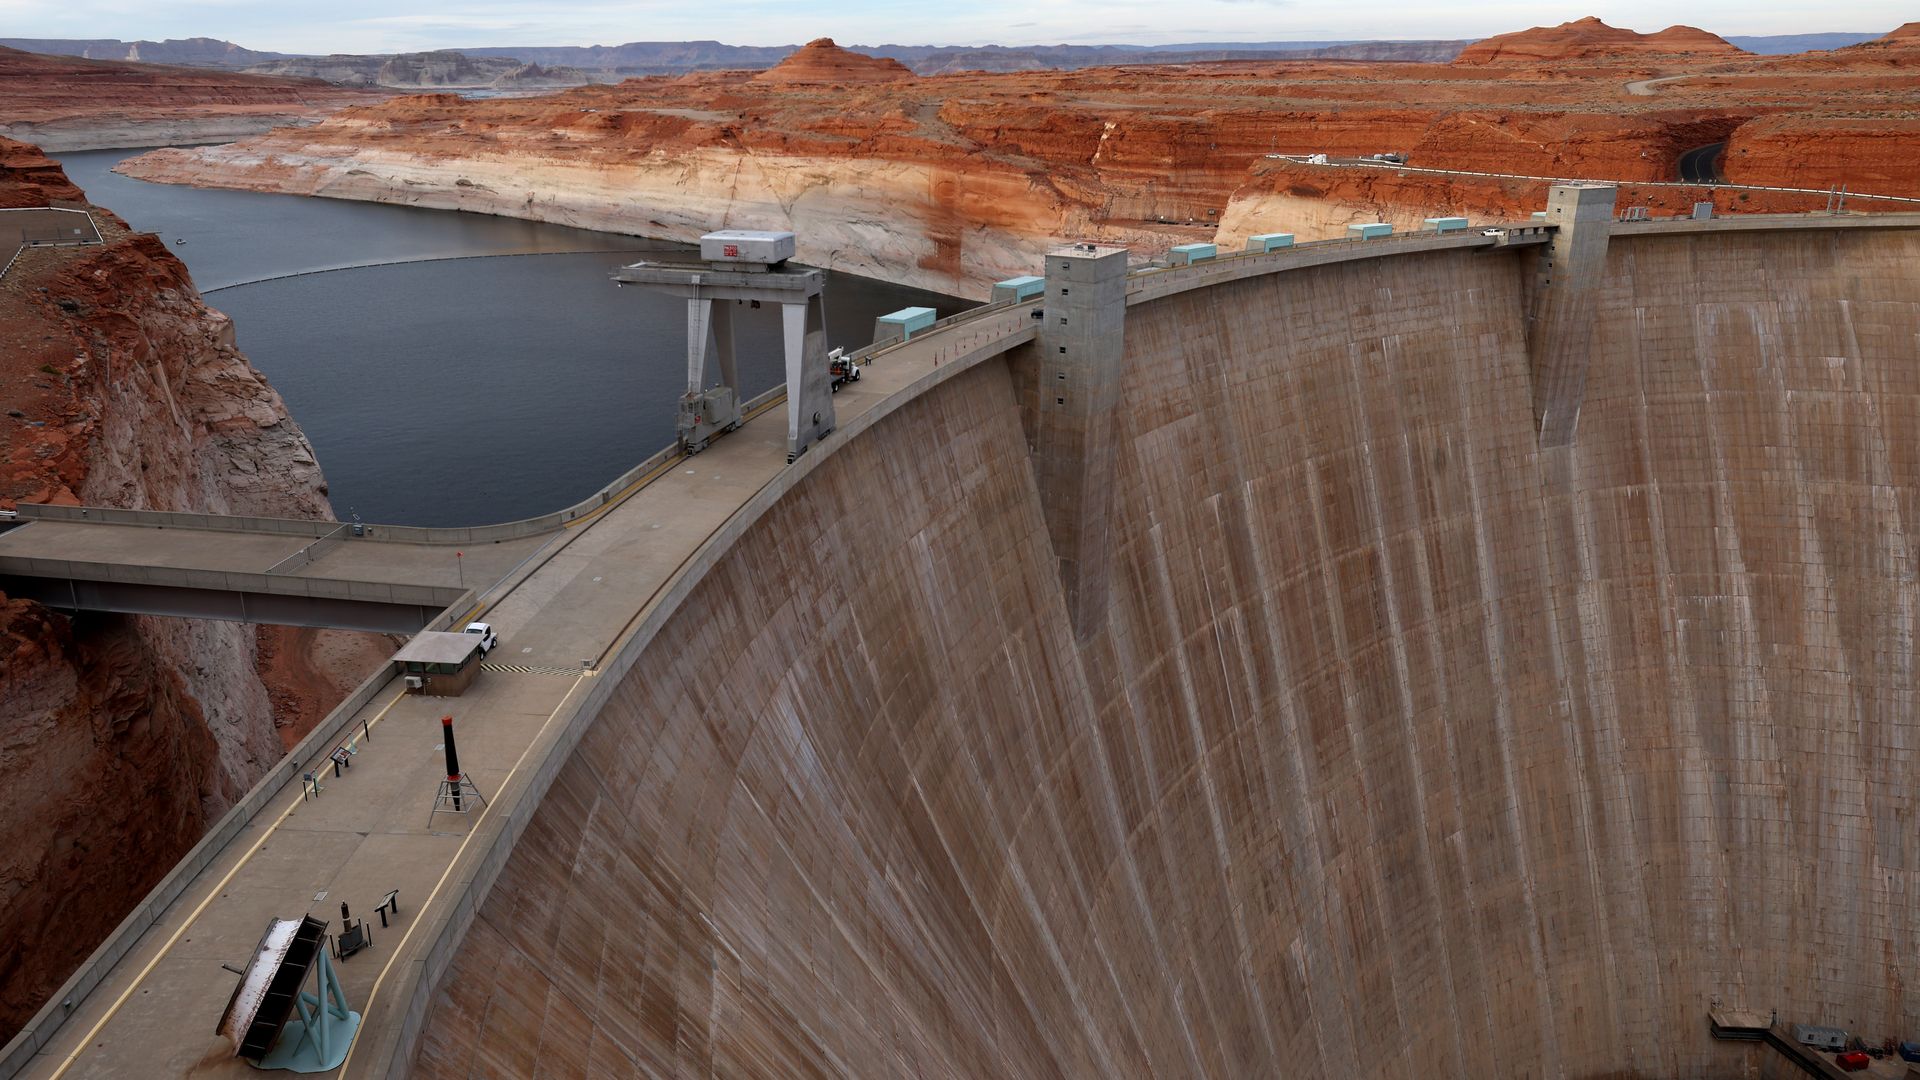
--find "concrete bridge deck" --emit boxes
[0,519,545,592]
[0,520,546,631]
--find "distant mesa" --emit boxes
[0,35,290,68]
[242,50,588,89]
[1453,16,1744,64]
[1870,21,1920,43]
[753,38,913,84]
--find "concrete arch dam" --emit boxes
[398,220,1920,1079]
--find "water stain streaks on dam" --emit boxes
[9,215,1919,1080]
[407,224,1920,1078]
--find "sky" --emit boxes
[0,0,1906,54]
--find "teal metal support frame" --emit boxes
[254,948,361,1072]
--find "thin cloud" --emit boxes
[2,0,1911,53]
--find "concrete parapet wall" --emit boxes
[1126,228,1517,305]
[402,219,1920,1079]
[0,586,476,1078]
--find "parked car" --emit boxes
[462,622,499,656]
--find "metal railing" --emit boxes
[262,522,351,575]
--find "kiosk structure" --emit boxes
[614,231,836,462]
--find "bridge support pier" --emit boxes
[1528,183,1616,446]
[682,297,742,453]
[615,255,835,462]
[782,292,835,463]
[1029,242,1129,640]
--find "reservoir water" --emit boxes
[54,150,966,527]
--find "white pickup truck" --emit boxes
[463,622,498,656]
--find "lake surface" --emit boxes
[55,150,965,526]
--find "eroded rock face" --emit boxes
[0,44,376,151]
[752,38,914,84]
[0,137,338,1042]
[0,137,85,206]
[0,597,227,1033]
[1454,16,1744,65]
[113,29,1919,299]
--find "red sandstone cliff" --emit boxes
[1454,17,1744,65]
[113,23,1918,297]
[753,38,913,84]
[0,137,384,1040]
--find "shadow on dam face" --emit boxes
[412,229,1920,1078]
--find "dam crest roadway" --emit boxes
[5,199,1920,1078]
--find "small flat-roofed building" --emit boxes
[1168,243,1217,265]
[991,275,1045,303]
[392,631,485,697]
[1425,216,1470,234]
[1246,233,1295,253]
[873,306,937,346]
[1348,222,1393,240]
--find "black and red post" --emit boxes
[441,714,462,811]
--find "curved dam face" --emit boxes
[411,228,1920,1078]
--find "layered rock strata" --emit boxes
[0,44,376,151]
[752,37,914,83]
[117,33,1918,297]
[0,138,350,1041]
[242,51,590,90]
[1455,16,1745,64]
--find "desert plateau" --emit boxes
[100,22,1920,296]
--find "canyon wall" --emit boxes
[115,33,1918,298]
[119,138,1106,297]
[0,138,358,1040]
[408,226,1920,1077]
[1725,115,1920,194]
[0,44,374,152]
[241,51,589,90]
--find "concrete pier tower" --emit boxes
[1031,242,1129,639]
[614,231,836,461]
[1527,183,1617,446]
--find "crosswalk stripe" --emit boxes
[481,663,592,676]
